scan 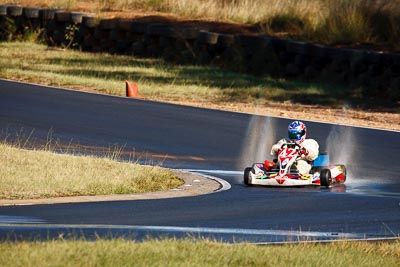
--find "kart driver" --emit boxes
[270,121,319,175]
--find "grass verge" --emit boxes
[0,238,399,266]
[0,141,182,199]
[0,41,355,107]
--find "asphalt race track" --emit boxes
[0,79,399,243]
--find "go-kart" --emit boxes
[244,141,346,187]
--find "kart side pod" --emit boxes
[313,153,329,167]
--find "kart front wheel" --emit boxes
[244,167,253,186]
[320,169,332,187]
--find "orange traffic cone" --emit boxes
[126,80,139,97]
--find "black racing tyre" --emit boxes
[100,19,118,30]
[70,12,84,24]
[197,31,219,45]
[118,19,133,31]
[93,28,104,40]
[178,49,195,64]
[310,166,322,174]
[179,28,199,40]
[55,11,71,22]
[23,7,40,18]
[0,5,7,16]
[131,22,149,33]
[286,40,311,55]
[147,24,179,38]
[244,167,253,186]
[39,9,61,21]
[109,29,121,41]
[218,34,235,48]
[83,35,95,48]
[7,6,23,17]
[132,41,146,56]
[82,16,99,28]
[320,169,332,187]
[239,35,269,50]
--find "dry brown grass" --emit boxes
[0,142,183,199]
[0,238,399,266]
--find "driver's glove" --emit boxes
[300,148,309,156]
[270,144,280,156]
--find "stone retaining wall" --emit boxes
[1,5,399,100]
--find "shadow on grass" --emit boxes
[46,55,398,112]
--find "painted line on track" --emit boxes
[185,169,243,175]
[1,223,397,244]
[0,215,46,224]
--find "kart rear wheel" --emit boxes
[244,167,253,186]
[320,169,332,187]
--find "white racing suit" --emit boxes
[270,138,319,175]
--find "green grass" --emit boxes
[0,41,354,107]
[0,141,182,199]
[0,238,399,266]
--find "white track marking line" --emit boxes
[1,223,391,241]
[0,215,46,224]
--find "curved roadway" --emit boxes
[0,80,399,243]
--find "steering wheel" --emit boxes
[280,141,304,156]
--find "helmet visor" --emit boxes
[288,129,303,141]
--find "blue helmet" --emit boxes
[288,121,307,144]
